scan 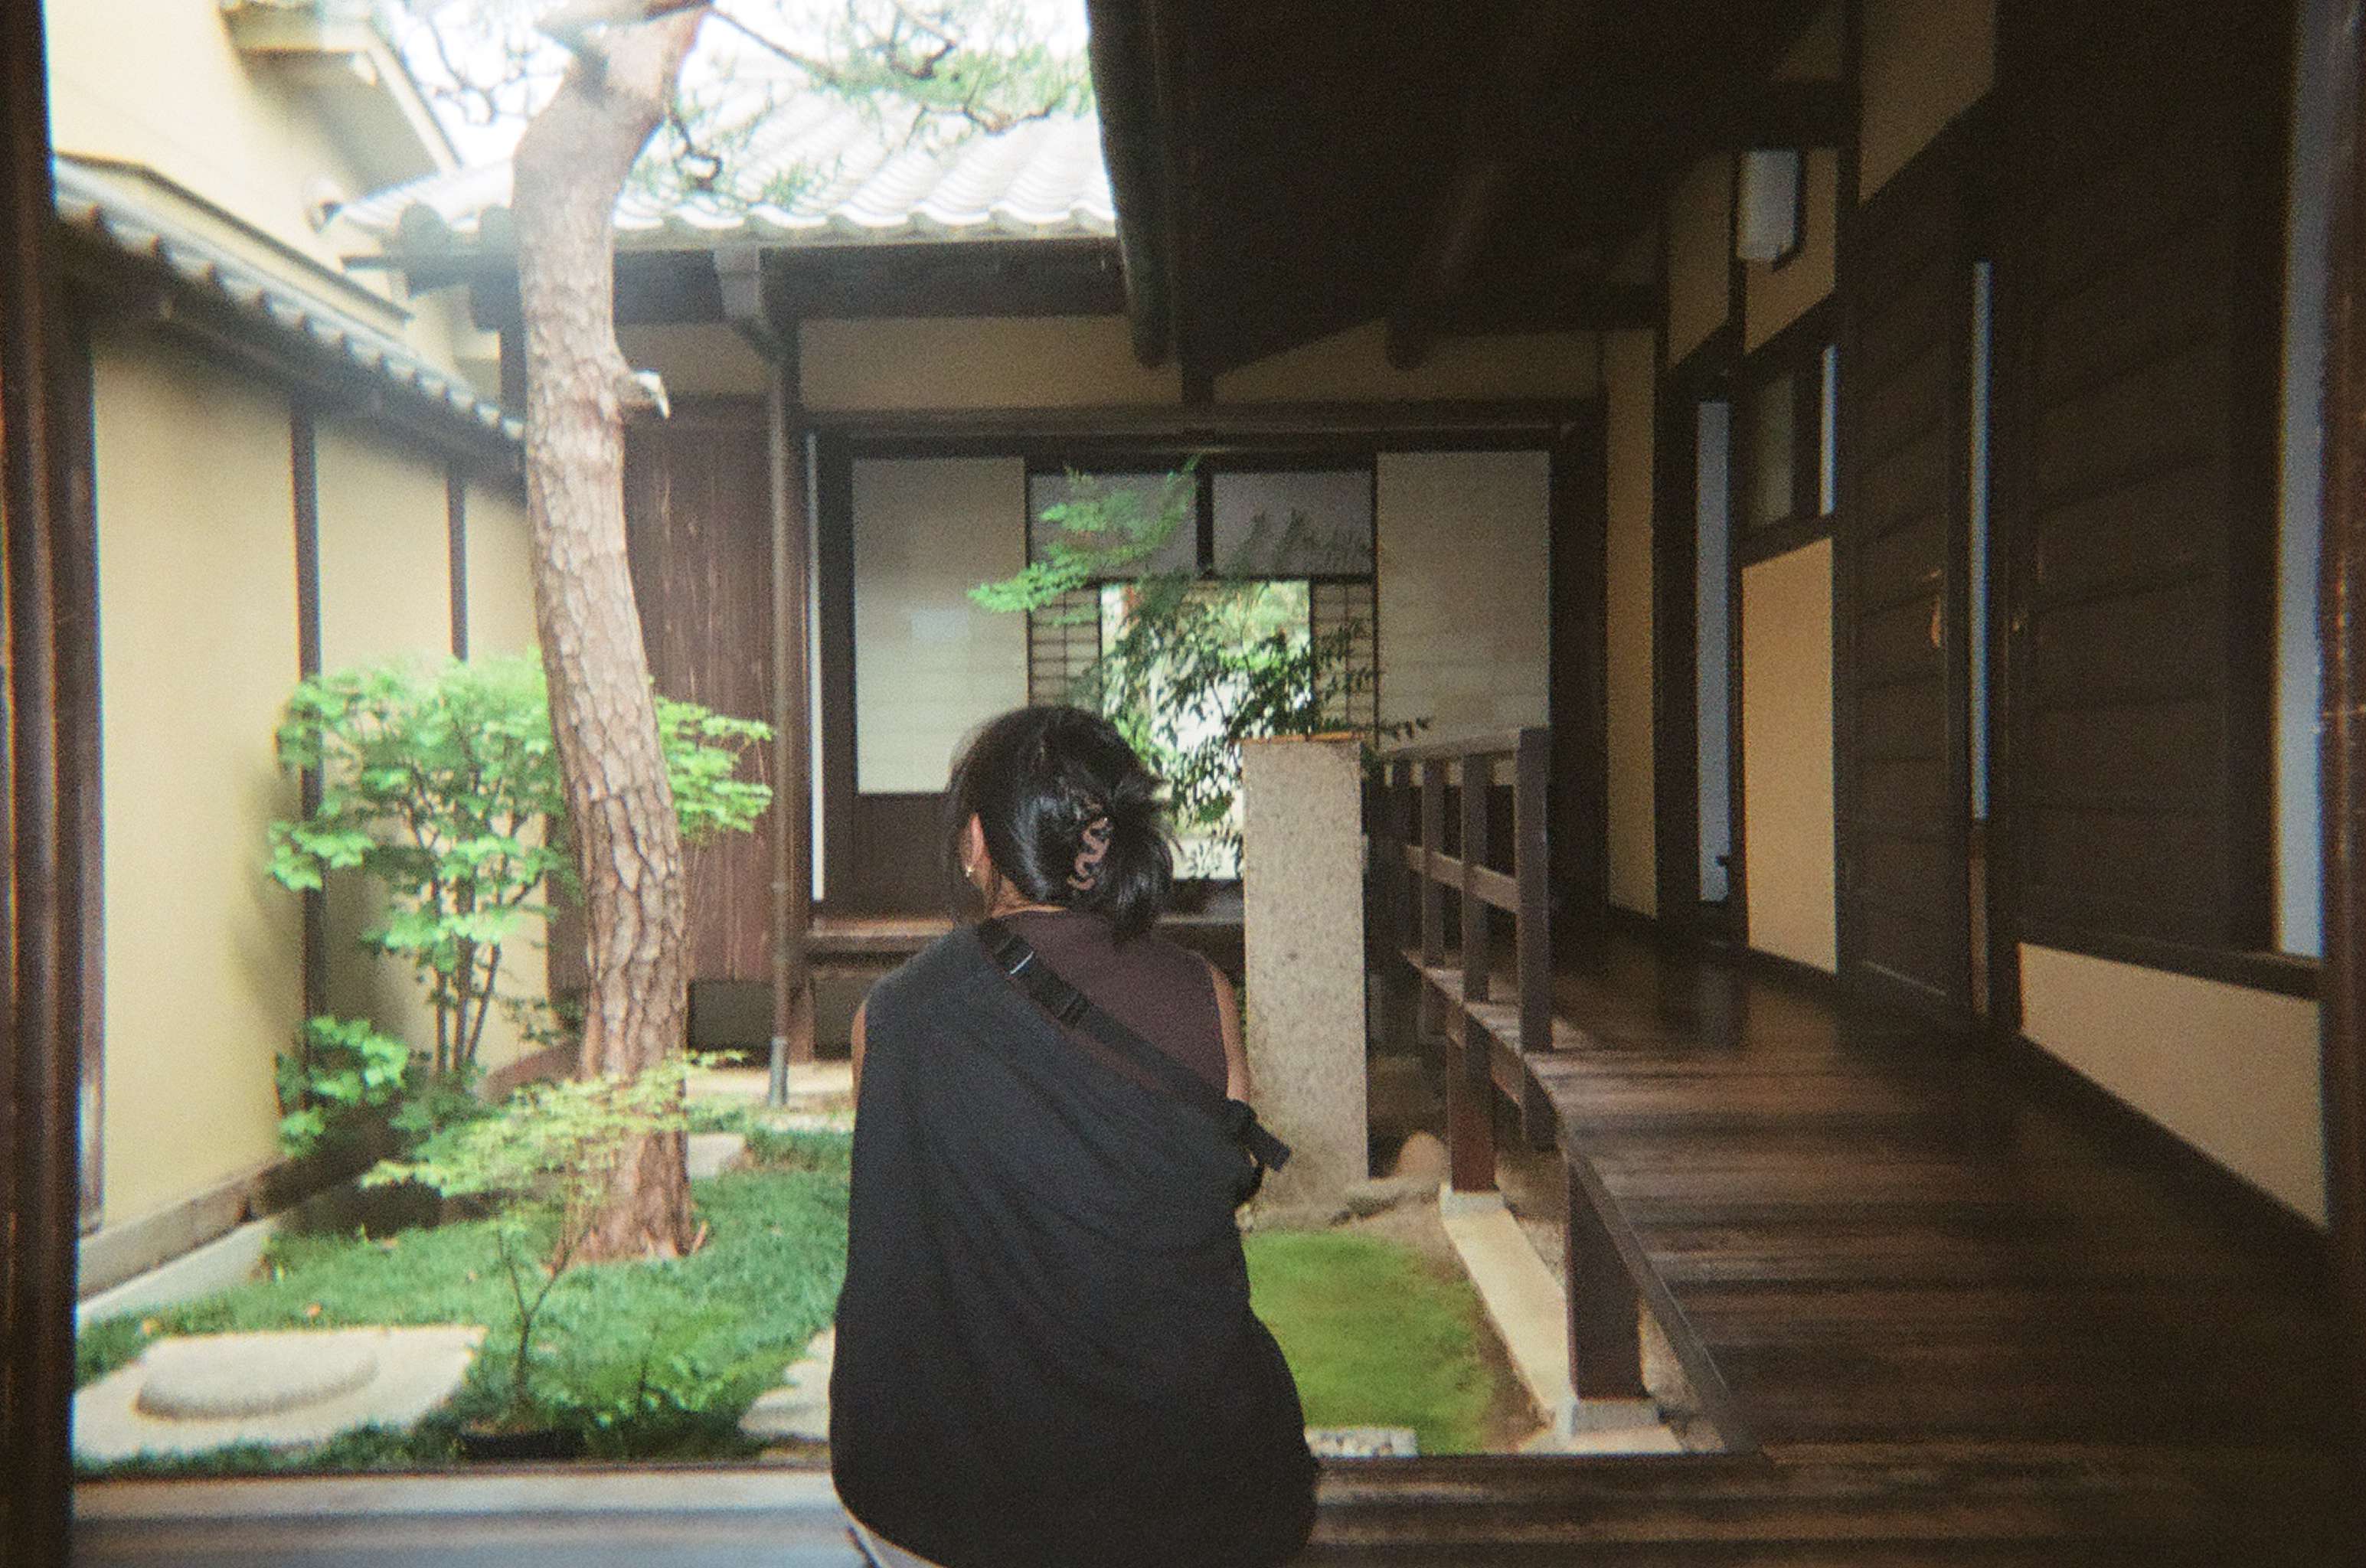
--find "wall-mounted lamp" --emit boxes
[1735,147,1803,263]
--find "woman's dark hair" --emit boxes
[944,705,1174,941]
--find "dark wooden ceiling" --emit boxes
[1087,0,1834,382]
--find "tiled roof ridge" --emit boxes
[336,100,1113,254]
[52,156,518,446]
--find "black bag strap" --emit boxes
[976,918,1292,1181]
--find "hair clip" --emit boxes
[1066,813,1113,891]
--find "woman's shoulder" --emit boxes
[870,924,992,1014]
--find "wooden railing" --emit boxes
[1369,725,1647,1400]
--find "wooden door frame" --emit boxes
[1652,334,1744,945]
[1830,112,1989,1027]
[2317,0,2366,1461]
[1548,401,1611,957]
[809,409,1592,920]
[4,2,82,1558]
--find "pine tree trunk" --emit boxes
[510,8,704,1263]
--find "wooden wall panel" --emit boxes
[623,400,776,982]
[1997,0,2291,960]
[1837,114,1975,1018]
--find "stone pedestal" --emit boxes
[1241,736,1368,1214]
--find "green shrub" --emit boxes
[268,653,771,1083]
[364,1058,697,1428]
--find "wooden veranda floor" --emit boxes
[1370,931,2366,1563]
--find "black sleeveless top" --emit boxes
[829,922,1316,1568]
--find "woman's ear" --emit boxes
[961,814,988,884]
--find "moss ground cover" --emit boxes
[74,1132,849,1475]
[1244,1228,1498,1455]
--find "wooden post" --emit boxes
[768,328,815,1099]
[1384,759,1417,1055]
[1418,758,1447,1051]
[2,2,80,1553]
[1566,1155,1646,1399]
[1381,761,1400,955]
[2319,0,2366,1462]
[1513,727,1557,1147]
[1447,1011,1497,1194]
[1451,755,1496,1194]
[1461,753,1492,1005]
[1515,727,1551,1054]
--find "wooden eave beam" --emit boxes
[1706,80,1851,150]
[1083,0,1174,368]
[714,244,782,358]
[1385,0,1593,371]
[1440,279,1663,335]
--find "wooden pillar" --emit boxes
[1450,757,1497,1194]
[1565,1156,1647,1400]
[2319,0,2366,1461]
[769,326,815,1093]
[1418,758,1447,1054]
[2,0,80,1555]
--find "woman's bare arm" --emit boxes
[1208,963,1250,1101]
[851,999,867,1102]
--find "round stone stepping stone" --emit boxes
[136,1338,380,1420]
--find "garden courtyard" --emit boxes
[71,1058,1551,1475]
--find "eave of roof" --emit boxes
[54,156,517,448]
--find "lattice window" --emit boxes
[1311,579,1378,730]
[1026,588,1101,706]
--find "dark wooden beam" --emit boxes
[449,241,1126,331]
[1084,0,1173,367]
[2,0,78,1555]
[1440,279,1665,335]
[715,244,779,358]
[767,321,815,1080]
[2320,0,2366,1477]
[1705,80,1851,149]
[1386,0,1593,370]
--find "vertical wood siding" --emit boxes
[1837,121,1975,1014]
[623,401,776,983]
[1997,0,2292,955]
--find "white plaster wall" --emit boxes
[851,458,1030,792]
[2020,946,2326,1225]
[1605,332,1658,916]
[1374,451,1551,741]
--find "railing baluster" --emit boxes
[1515,727,1551,1056]
[1460,755,1490,1007]
[1367,727,1640,1403]
[1418,760,1446,973]
[1418,760,1446,1054]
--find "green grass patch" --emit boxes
[75,1132,851,1477]
[1246,1230,1498,1455]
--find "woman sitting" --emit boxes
[831,704,1317,1568]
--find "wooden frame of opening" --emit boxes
[809,403,1603,924]
[2317,0,2366,1445]
[5,2,81,1549]
[1652,328,1746,944]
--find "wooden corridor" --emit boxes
[1352,931,2366,1564]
